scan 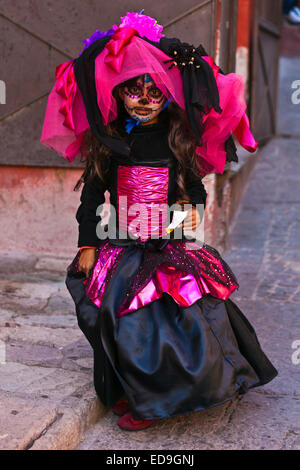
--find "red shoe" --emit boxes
[117,412,159,431]
[112,398,129,416]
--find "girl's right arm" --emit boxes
[76,174,107,276]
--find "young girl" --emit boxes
[40,11,278,431]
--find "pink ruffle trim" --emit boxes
[195,57,258,174]
[116,263,238,317]
[83,240,238,317]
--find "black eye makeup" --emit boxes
[145,86,165,105]
[124,83,165,104]
[125,84,143,99]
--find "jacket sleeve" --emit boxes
[184,172,207,208]
[75,174,107,248]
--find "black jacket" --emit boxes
[76,110,208,248]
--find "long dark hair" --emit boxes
[73,84,203,200]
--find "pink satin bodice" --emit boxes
[117,165,169,240]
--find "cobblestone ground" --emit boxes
[0,253,108,450]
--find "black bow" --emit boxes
[109,236,169,252]
[158,37,222,146]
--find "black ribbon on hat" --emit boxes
[158,37,222,147]
[74,37,131,157]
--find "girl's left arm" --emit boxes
[178,173,207,231]
[184,172,207,208]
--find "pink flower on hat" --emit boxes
[114,11,164,42]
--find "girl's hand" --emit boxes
[78,248,96,277]
[179,206,201,231]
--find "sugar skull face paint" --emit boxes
[120,74,167,123]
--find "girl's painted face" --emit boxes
[120,74,167,123]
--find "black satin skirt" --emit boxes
[65,244,278,420]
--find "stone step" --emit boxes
[0,253,108,450]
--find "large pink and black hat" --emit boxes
[40,11,257,175]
